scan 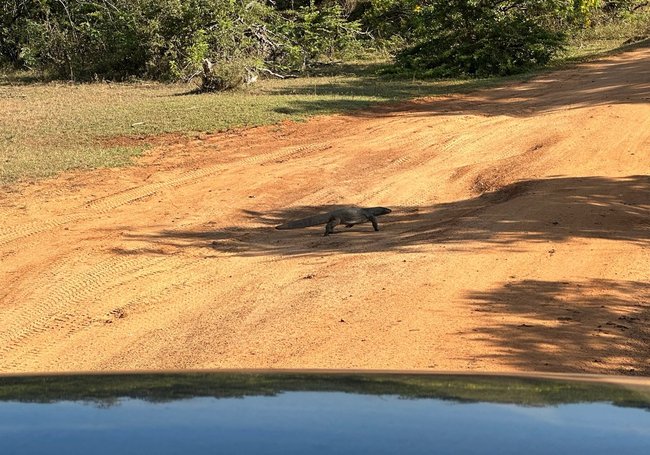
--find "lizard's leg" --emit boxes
[324,217,341,236]
[345,224,355,228]
[369,215,379,231]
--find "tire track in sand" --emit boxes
[0,254,180,369]
[0,142,332,247]
[10,257,208,372]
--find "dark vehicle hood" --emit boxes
[2,370,650,454]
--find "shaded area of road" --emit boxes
[467,279,650,375]
[267,44,650,118]
[119,175,650,256]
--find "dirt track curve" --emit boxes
[1,47,649,375]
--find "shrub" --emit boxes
[393,0,567,77]
[278,4,364,69]
[0,0,364,86]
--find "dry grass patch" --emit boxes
[0,72,499,185]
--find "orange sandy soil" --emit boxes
[1,47,649,376]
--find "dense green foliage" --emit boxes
[1,0,647,83]
[0,1,361,83]
[391,0,568,77]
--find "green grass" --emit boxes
[559,12,650,61]
[1,19,647,185]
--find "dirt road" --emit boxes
[1,47,649,375]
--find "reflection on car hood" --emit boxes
[1,371,650,454]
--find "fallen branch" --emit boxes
[260,68,298,79]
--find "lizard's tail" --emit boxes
[275,213,331,230]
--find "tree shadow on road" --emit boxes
[118,175,649,257]
[466,279,650,375]
[266,45,650,118]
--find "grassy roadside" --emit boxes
[0,71,509,185]
[559,22,649,63]
[1,33,647,185]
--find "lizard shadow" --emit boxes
[117,175,650,256]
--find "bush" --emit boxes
[0,0,364,86]
[5,1,148,80]
[278,4,364,69]
[392,0,567,77]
